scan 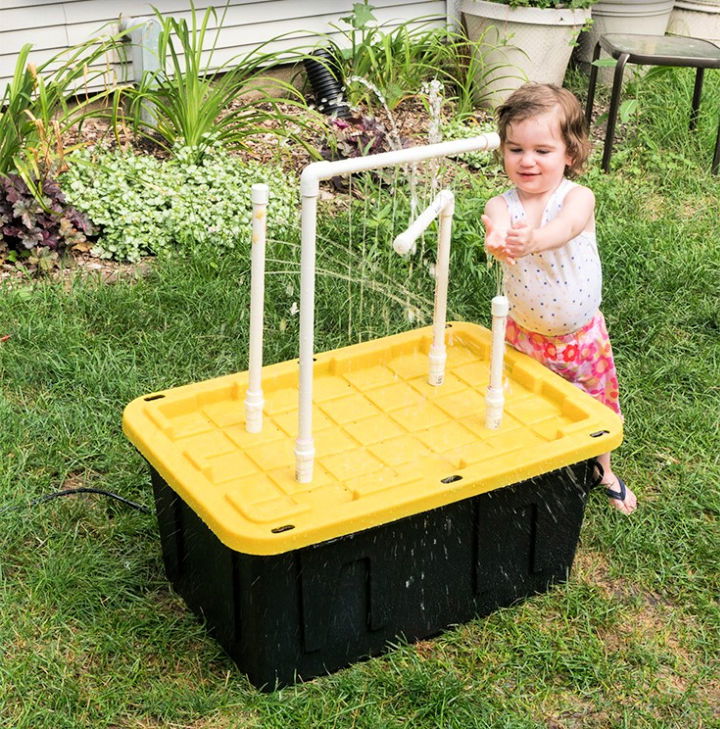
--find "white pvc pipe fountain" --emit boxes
[393,189,455,387]
[295,132,501,483]
[244,183,268,433]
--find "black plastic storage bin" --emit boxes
[151,460,595,690]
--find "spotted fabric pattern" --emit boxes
[505,311,622,416]
[500,179,602,336]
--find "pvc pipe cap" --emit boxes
[491,295,509,317]
[252,184,269,204]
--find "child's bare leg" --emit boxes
[597,452,637,515]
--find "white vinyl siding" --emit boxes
[1,1,450,93]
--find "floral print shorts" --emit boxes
[505,311,622,416]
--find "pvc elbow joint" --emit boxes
[300,165,327,196]
[393,233,414,256]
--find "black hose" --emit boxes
[0,487,151,515]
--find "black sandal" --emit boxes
[605,476,628,503]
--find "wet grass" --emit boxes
[1,68,719,727]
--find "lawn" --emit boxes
[1,66,719,727]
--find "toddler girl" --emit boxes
[482,83,636,515]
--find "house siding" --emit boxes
[1,1,450,92]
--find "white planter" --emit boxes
[460,0,591,107]
[669,0,720,44]
[576,0,675,73]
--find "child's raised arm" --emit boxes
[504,186,595,259]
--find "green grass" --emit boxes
[1,68,719,727]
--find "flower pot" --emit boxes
[460,0,591,107]
[669,0,720,44]
[575,0,675,78]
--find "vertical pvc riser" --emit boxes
[295,174,320,483]
[245,184,268,433]
[429,195,454,386]
[486,295,509,430]
[392,190,454,386]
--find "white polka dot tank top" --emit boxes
[500,179,602,336]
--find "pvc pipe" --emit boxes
[245,183,268,433]
[485,295,509,430]
[392,189,452,255]
[295,190,318,483]
[300,133,500,195]
[431,194,454,387]
[296,132,500,482]
[393,190,455,386]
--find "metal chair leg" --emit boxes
[690,67,704,131]
[602,53,629,173]
[585,41,602,126]
[712,118,720,174]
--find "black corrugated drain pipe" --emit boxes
[304,49,350,118]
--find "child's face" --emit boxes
[502,110,572,196]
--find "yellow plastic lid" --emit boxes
[123,322,622,555]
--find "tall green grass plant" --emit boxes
[115,2,314,162]
[324,2,503,112]
[0,36,123,184]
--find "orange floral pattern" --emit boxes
[505,311,621,416]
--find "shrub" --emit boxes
[63,144,298,261]
[323,2,499,113]
[441,117,503,172]
[0,174,94,270]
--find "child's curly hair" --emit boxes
[496,83,592,178]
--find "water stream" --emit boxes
[345,75,419,218]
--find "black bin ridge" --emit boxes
[150,460,594,690]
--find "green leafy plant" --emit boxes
[0,173,94,273]
[488,0,596,8]
[427,28,505,116]
[115,2,314,162]
[326,3,498,112]
[0,36,123,185]
[63,144,298,261]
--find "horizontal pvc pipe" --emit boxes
[301,133,500,194]
[393,189,454,255]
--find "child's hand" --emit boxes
[481,215,515,265]
[505,221,537,258]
